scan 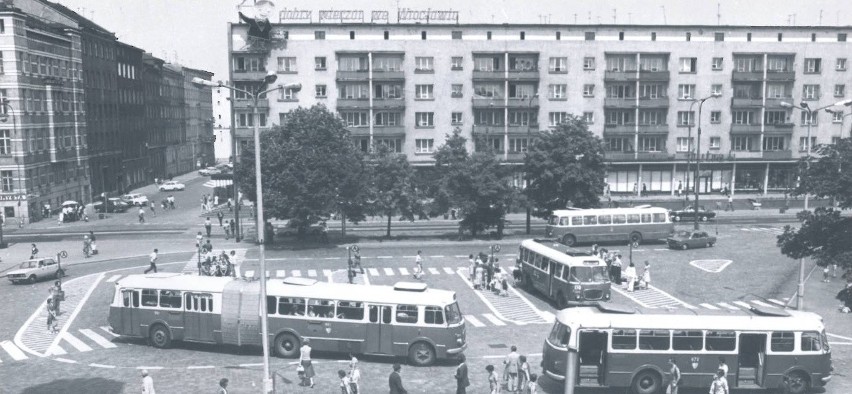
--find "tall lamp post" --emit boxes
[0,98,15,247]
[193,74,301,393]
[525,93,538,235]
[691,93,721,231]
[685,98,701,197]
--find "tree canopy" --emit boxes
[524,115,608,217]
[366,144,420,237]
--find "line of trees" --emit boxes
[237,106,608,238]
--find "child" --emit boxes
[338,370,351,394]
[528,373,538,393]
[296,364,306,386]
[823,266,831,283]
[501,272,509,297]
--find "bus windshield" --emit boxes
[548,322,571,347]
[570,266,608,283]
[445,302,462,324]
[549,215,560,225]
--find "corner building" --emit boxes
[229,23,852,195]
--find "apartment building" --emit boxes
[229,22,851,196]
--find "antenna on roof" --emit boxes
[717,3,721,25]
[612,9,616,24]
[819,9,823,26]
[660,6,667,25]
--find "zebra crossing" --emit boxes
[242,265,472,280]
[739,226,785,235]
[0,326,118,363]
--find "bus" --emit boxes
[108,273,467,366]
[517,239,611,309]
[545,206,673,247]
[542,303,832,394]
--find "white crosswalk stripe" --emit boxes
[718,302,740,311]
[368,268,380,276]
[399,267,410,275]
[0,340,27,361]
[79,329,117,349]
[768,298,786,307]
[383,268,395,276]
[465,315,485,327]
[428,267,440,275]
[62,332,93,352]
[482,313,506,326]
[750,300,775,308]
[100,327,119,337]
[443,267,456,274]
[46,345,67,356]
[308,270,317,277]
[733,301,752,309]
[699,303,720,310]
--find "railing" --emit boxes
[638,70,670,81]
[602,124,636,134]
[730,124,762,134]
[472,70,505,80]
[731,71,764,82]
[336,98,370,109]
[766,71,796,81]
[507,97,539,107]
[637,97,669,108]
[472,97,505,107]
[373,126,406,136]
[371,71,405,80]
[763,150,793,159]
[604,70,639,81]
[372,98,405,109]
[335,70,369,81]
[604,98,636,108]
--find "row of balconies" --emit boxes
[730,123,795,134]
[603,70,671,82]
[731,71,796,82]
[603,97,670,108]
[603,149,794,162]
[730,97,793,108]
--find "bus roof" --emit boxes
[267,278,457,305]
[117,273,235,293]
[555,305,825,332]
[551,207,669,216]
[520,239,607,267]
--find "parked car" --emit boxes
[198,167,221,176]
[7,258,66,284]
[276,220,325,237]
[121,193,149,206]
[93,197,131,213]
[667,230,717,250]
[669,205,716,222]
[159,181,186,191]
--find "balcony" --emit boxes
[730,150,763,159]
[372,98,405,109]
[373,126,406,136]
[507,125,539,134]
[763,150,792,160]
[764,123,795,134]
[637,97,669,108]
[472,125,504,135]
[371,70,405,81]
[507,70,540,81]
[637,124,669,134]
[602,124,636,135]
[232,70,268,81]
[604,98,637,108]
[766,71,795,82]
[604,151,636,161]
[730,124,762,134]
[604,151,671,161]
[336,70,369,81]
[505,153,526,162]
[604,70,639,82]
[507,97,539,108]
[638,70,670,81]
[731,97,764,108]
[344,126,370,136]
[472,70,505,80]
[764,98,791,108]
[232,99,269,110]
[636,151,672,160]
[472,97,505,108]
[731,71,765,82]
[336,98,370,109]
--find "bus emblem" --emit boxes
[324,322,332,334]
[690,356,700,370]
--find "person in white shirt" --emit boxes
[141,370,156,394]
[718,357,729,377]
[144,249,158,274]
[624,262,637,292]
[348,355,361,393]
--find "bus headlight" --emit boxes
[457,338,464,346]
[604,292,611,300]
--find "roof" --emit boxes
[551,206,669,216]
[555,305,825,333]
[266,278,457,305]
[40,0,114,36]
[520,239,607,267]
[117,273,234,293]
[268,22,852,31]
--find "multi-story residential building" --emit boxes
[142,54,167,180]
[183,67,215,169]
[163,64,190,176]
[229,22,852,196]
[116,41,146,191]
[213,85,232,161]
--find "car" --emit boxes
[7,258,67,284]
[159,181,186,191]
[669,205,716,222]
[198,167,221,176]
[275,220,325,237]
[93,198,131,213]
[666,230,717,250]
[121,193,149,206]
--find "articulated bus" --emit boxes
[545,206,673,247]
[542,303,832,394]
[109,273,467,366]
[518,239,611,309]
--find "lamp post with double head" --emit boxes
[525,93,538,235]
[691,93,721,231]
[193,74,301,393]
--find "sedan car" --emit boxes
[159,181,186,191]
[667,230,717,250]
[669,205,716,222]
[198,167,221,176]
[7,258,66,284]
[121,193,149,206]
[93,197,131,213]
[276,220,326,237]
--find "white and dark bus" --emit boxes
[545,207,673,246]
[517,239,611,309]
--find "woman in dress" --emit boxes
[641,261,651,290]
[624,262,637,292]
[299,338,315,388]
[474,263,485,290]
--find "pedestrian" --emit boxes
[468,254,476,282]
[823,266,831,283]
[518,355,531,393]
[203,239,213,254]
[709,369,729,394]
[30,243,38,259]
[89,231,98,255]
[214,195,220,206]
[389,363,407,394]
[44,202,51,218]
[474,263,484,290]
[486,364,500,394]
[590,243,599,256]
[168,195,175,209]
[676,181,683,197]
[50,280,63,315]
[611,254,623,285]
[217,378,228,394]
[227,197,233,212]
[196,231,204,248]
[141,369,156,394]
[486,257,495,290]
[145,249,159,274]
[348,355,361,394]
[138,206,145,223]
[46,299,57,333]
[205,217,213,237]
[338,370,352,394]
[320,221,329,243]
[624,262,637,292]
[149,202,156,217]
[200,196,207,213]
[668,358,681,394]
[503,345,520,392]
[217,211,224,227]
[832,262,839,278]
[726,194,734,211]
[352,249,364,274]
[718,357,729,378]
[83,235,92,258]
[640,261,651,290]
[413,250,424,280]
[836,283,852,313]
[299,338,315,388]
[527,374,538,394]
[224,225,231,240]
[229,219,236,239]
[454,354,470,394]
[500,268,510,297]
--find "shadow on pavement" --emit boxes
[20,378,125,394]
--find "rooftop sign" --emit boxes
[397,8,459,23]
[319,10,365,23]
[278,8,313,23]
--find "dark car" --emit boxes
[669,205,716,222]
[667,230,717,250]
[94,198,130,213]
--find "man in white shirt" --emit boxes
[145,249,158,274]
[141,370,156,394]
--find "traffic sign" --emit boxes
[59,250,68,258]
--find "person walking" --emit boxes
[149,201,156,217]
[224,224,231,240]
[611,254,623,285]
[196,231,204,248]
[227,197,233,212]
[726,194,734,212]
[640,261,651,290]
[168,195,175,210]
[141,369,156,394]
[338,370,352,394]
[468,254,476,282]
[138,206,145,223]
[668,358,681,394]
[503,345,520,392]
[413,250,424,280]
[709,369,729,394]
[144,249,159,274]
[624,262,637,292]
[299,338,315,388]
[46,299,58,333]
[50,280,63,315]
[348,355,361,394]
[486,364,500,393]
[352,250,364,274]
[205,217,213,237]
[388,363,407,394]
[454,354,470,394]
[217,211,224,227]
[30,243,39,259]
[717,357,729,378]
[229,219,236,238]
[217,378,229,394]
[518,355,531,394]
[83,235,92,258]
[89,231,98,255]
[474,263,484,290]
[214,195,220,207]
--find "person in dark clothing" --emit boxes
[388,363,407,394]
[837,284,852,312]
[238,10,272,40]
[205,217,213,237]
[454,354,470,394]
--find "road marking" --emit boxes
[443,267,455,274]
[137,366,164,370]
[368,268,380,276]
[429,255,444,258]
[53,357,76,363]
[0,340,27,361]
[308,270,317,277]
[700,303,720,310]
[376,256,393,259]
[750,300,775,308]
[46,272,105,357]
[79,329,117,349]
[106,274,122,283]
[653,248,669,251]
[89,363,116,369]
[455,255,468,258]
[61,332,93,352]
[99,327,119,337]
[689,259,734,273]
[322,269,332,277]
[239,363,263,367]
[187,365,215,369]
[828,333,852,342]
[399,267,410,275]
[465,315,485,327]
[482,313,506,326]
[718,302,740,311]
[323,257,340,260]
[428,267,440,275]
[733,301,752,309]
[46,346,67,356]
[291,270,302,277]
[276,270,286,277]
[767,298,786,307]
[383,268,395,276]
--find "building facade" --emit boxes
[116,41,146,191]
[212,85,232,162]
[183,67,215,169]
[229,22,852,196]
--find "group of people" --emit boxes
[200,194,219,213]
[668,356,730,394]
[45,280,63,333]
[159,195,177,211]
[484,345,537,393]
[467,253,510,296]
[591,244,650,292]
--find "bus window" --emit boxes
[159,290,182,309]
[771,332,795,352]
[583,215,597,225]
[424,306,445,325]
[641,213,652,223]
[705,331,736,351]
[548,322,571,347]
[533,254,543,270]
[308,299,335,318]
[382,306,392,323]
[653,213,667,223]
[521,249,528,262]
[141,289,158,307]
[445,303,462,324]
[369,305,379,323]
[672,330,704,350]
[549,216,559,225]
[279,297,306,316]
[612,329,636,350]
[396,304,418,324]
[627,214,640,224]
[122,290,139,307]
[801,331,822,351]
[639,329,671,350]
[267,296,278,314]
[559,217,570,226]
[598,215,612,225]
[553,264,564,280]
[570,266,608,283]
[571,217,582,226]
[541,258,550,272]
[612,214,626,224]
[336,301,365,320]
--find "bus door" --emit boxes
[577,330,608,386]
[184,293,214,342]
[367,305,393,354]
[120,289,141,336]
[738,333,767,387]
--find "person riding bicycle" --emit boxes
[83,235,92,258]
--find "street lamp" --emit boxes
[525,93,538,235]
[691,93,721,231]
[193,74,301,393]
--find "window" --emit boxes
[639,83,665,99]
[639,110,664,125]
[339,56,367,71]
[307,299,335,318]
[710,137,721,149]
[451,56,463,70]
[677,111,695,126]
[799,136,817,152]
[451,31,462,40]
[705,331,736,351]
[650,32,657,41]
[421,31,427,40]
[509,138,528,153]
[0,130,9,154]
[837,58,848,71]
[159,290,182,309]
[801,331,823,351]
[766,83,788,99]
[710,111,721,123]
[606,137,632,152]
[763,136,785,151]
[508,110,536,126]
[548,112,568,127]
[314,31,325,40]
[424,306,444,324]
[451,84,463,98]
[764,110,788,125]
[280,87,298,101]
[679,57,697,73]
[415,112,434,127]
[314,57,326,70]
[767,56,789,72]
[520,31,526,40]
[612,329,637,350]
[811,33,817,42]
[639,137,662,152]
[451,112,463,125]
[341,112,368,127]
[676,137,693,152]
[606,110,633,125]
[677,84,695,100]
[0,170,11,191]
[336,301,364,320]
[805,58,822,74]
[141,289,158,306]
[835,84,846,97]
[582,84,595,97]
[375,138,403,152]
[373,57,402,72]
[771,332,795,352]
[802,84,820,100]
[415,139,434,153]
[582,112,594,124]
[673,330,704,351]
[374,112,401,126]
[584,32,595,41]
[549,57,567,73]
[711,57,723,70]
[548,84,567,99]
[747,32,752,41]
[639,330,671,350]
[314,85,326,98]
[583,57,596,70]
[277,57,296,73]
[800,111,818,126]
[714,32,725,41]
[340,84,368,99]
[415,57,434,72]
[415,84,434,99]
[711,84,723,96]
[840,33,849,42]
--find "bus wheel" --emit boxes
[273,333,300,358]
[784,371,810,394]
[556,292,568,309]
[408,341,436,366]
[149,324,171,349]
[629,232,643,246]
[561,234,576,247]
[631,369,662,394]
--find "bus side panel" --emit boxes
[221,280,261,346]
[762,355,821,389]
[606,354,670,388]
[316,320,366,355]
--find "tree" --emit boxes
[524,115,608,217]
[367,144,420,237]
[434,130,517,237]
[777,138,852,269]
[236,105,368,235]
